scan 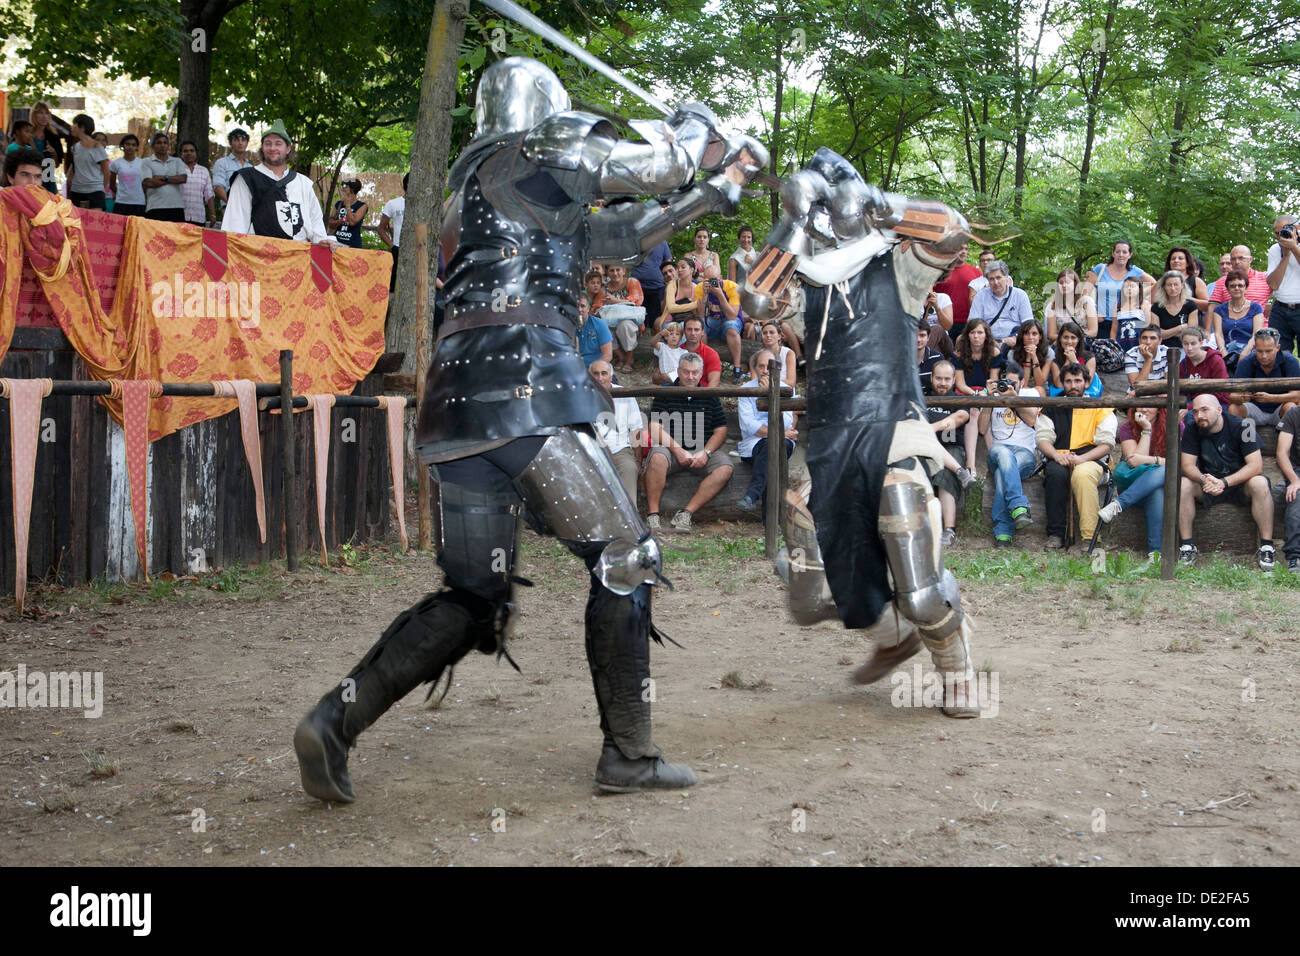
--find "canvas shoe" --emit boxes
[1010,506,1032,530]
[646,513,661,531]
[940,528,957,548]
[670,509,692,532]
[1257,544,1276,572]
[1178,543,1198,566]
[1098,499,1123,523]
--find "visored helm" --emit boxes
[475,57,571,139]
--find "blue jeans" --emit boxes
[743,437,795,513]
[1116,465,1165,553]
[987,444,1038,537]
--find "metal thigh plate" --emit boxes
[514,426,647,543]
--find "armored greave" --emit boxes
[774,479,839,625]
[878,470,973,683]
[582,576,660,760]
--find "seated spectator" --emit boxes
[1125,324,1170,389]
[969,259,1033,347]
[3,147,45,188]
[643,352,733,532]
[650,321,687,385]
[655,260,676,328]
[680,315,721,387]
[600,263,645,373]
[1211,246,1272,317]
[1147,270,1200,342]
[686,226,720,276]
[577,293,613,368]
[1178,326,1230,408]
[64,113,109,210]
[924,360,976,547]
[659,258,698,332]
[1035,363,1116,549]
[1047,321,1101,397]
[953,318,1002,471]
[1276,403,1300,573]
[631,239,672,333]
[921,287,954,354]
[917,324,945,392]
[1178,394,1275,570]
[1204,252,1233,308]
[1229,328,1300,427]
[1111,275,1147,355]
[1010,319,1051,393]
[109,134,146,216]
[735,350,798,517]
[1084,239,1157,339]
[1212,270,1266,370]
[728,225,757,295]
[1165,247,1210,315]
[979,359,1041,546]
[1044,268,1099,341]
[5,120,35,154]
[1098,407,1175,561]
[589,359,644,500]
[758,320,796,388]
[693,263,744,382]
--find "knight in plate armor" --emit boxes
[294,57,767,802]
[742,147,984,717]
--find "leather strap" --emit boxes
[437,306,573,341]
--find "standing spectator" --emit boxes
[680,315,722,387]
[980,359,1041,546]
[686,226,719,276]
[212,128,253,213]
[178,140,216,226]
[727,226,757,289]
[1178,394,1275,570]
[1147,270,1199,342]
[140,132,188,222]
[1276,402,1300,572]
[642,352,733,532]
[64,114,109,209]
[924,360,975,547]
[1048,321,1101,397]
[1164,247,1210,315]
[93,131,113,211]
[917,324,945,393]
[1084,239,1156,335]
[601,263,645,373]
[1044,268,1098,341]
[1211,270,1265,370]
[29,102,63,194]
[1266,215,1300,354]
[1098,407,1173,561]
[1228,328,1300,427]
[1211,246,1272,320]
[660,258,698,332]
[1036,363,1116,549]
[576,293,613,368]
[650,321,687,385]
[6,120,35,154]
[222,121,329,243]
[631,239,673,334]
[327,179,367,247]
[953,318,1002,472]
[1011,319,1051,393]
[1110,275,1147,356]
[932,241,982,335]
[108,134,146,216]
[589,359,644,500]
[921,287,954,354]
[379,172,407,293]
[759,319,796,388]
[969,259,1033,347]
[735,350,798,517]
[1125,324,1170,389]
[1178,326,1230,408]
[693,263,744,382]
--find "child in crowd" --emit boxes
[651,321,688,384]
[1112,276,1146,355]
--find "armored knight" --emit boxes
[294,57,767,802]
[742,148,981,717]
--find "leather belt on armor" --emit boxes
[437,306,574,342]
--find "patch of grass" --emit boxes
[39,791,77,812]
[663,535,765,568]
[210,567,242,593]
[148,578,179,601]
[1166,635,1203,653]
[83,750,120,778]
[720,670,772,690]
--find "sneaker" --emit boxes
[1010,506,1032,530]
[670,509,692,532]
[994,535,1013,549]
[1289,557,1300,573]
[646,513,661,531]
[1045,535,1066,551]
[732,366,746,384]
[1257,545,1276,572]
[1098,499,1123,523]
[940,528,957,548]
[956,467,975,489]
[736,495,759,514]
[1143,551,1160,566]
[1178,543,1198,566]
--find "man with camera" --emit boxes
[1035,363,1116,550]
[980,359,1041,547]
[1267,215,1300,355]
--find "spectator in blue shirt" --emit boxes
[1229,328,1300,427]
[576,292,612,367]
[969,259,1033,348]
[631,240,673,335]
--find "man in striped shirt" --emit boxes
[1211,245,1272,322]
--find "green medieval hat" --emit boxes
[262,119,293,147]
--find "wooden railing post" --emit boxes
[1161,348,1182,580]
[279,350,299,571]
[414,222,433,552]
[765,358,781,558]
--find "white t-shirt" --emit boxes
[382,196,406,247]
[990,387,1039,451]
[922,291,952,327]
[1267,243,1300,304]
[654,341,687,379]
[109,157,145,205]
[595,389,643,455]
[141,155,187,211]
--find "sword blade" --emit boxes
[479,0,672,117]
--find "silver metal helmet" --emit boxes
[475,57,571,139]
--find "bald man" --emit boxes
[589,359,644,499]
[1211,245,1272,320]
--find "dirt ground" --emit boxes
[2,530,1297,867]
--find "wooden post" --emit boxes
[414,222,433,552]
[279,350,299,572]
[765,358,781,558]
[1161,347,1181,580]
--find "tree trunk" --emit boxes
[389,0,469,375]
[768,35,785,225]
[179,3,218,167]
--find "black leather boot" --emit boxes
[294,590,490,803]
